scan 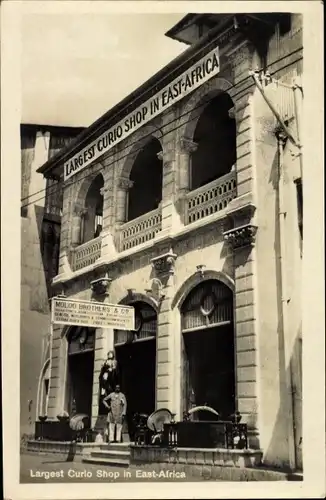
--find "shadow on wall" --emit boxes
[264,330,303,471]
[261,149,302,470]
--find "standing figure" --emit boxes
[98,350,119,415]
[103,384,127,443]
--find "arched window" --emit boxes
[180,279,235,419]
[82,174,104,243]
[191,93,236,191]
[128,138,162,221]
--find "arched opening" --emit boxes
[37,360,50,417]
[114,301,157,439]
[127,138,162,221]
[191,93,236,190]
[65,327,95,418]
[180,279,235,420]
[82,174,104,243]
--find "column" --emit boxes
[151,250,177,413]
[179,137,198,195]
[223,220,260,449]
[71,204,86,246]
[46,324,66,419]
[116,177,134,224]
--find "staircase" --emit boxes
[82,442,130,466]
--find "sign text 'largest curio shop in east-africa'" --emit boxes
[64,46,220,181]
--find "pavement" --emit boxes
[20,452,210,483]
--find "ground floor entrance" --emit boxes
[182,324,235,419]
[180,279,235,420]
[115,338,156,440]
[66,327,95,421]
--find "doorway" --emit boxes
[182,325,235,419]
[115,338,156,439]
[66,327,95,420]
[68,350,94,416]
[180,279,235,420]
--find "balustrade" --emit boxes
[119,208,162,252]
[185,171,237,225]
[70,236,102,271]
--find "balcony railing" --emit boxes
[119,208,162,252]
[185,171,237,225]
[70,236,102,272]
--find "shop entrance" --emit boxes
[66,327,95,419]
[114,301,157,439]
[181,279,235,420]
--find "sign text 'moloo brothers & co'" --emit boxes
[64,46,220,181]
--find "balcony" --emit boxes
[185,171,237,225]
[70,236,102,272]
[119,207,162,252]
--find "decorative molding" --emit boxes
[118,177,134,191]
[90,273,112,296]
[151,249,177,276]
[180,137,198,153]
[157,151,164,161]
[196,264,206,279]
[223,224,257,249]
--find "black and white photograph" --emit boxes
[1,1,324,499]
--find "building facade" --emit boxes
[36,14,303,470]
[20,124,84,437]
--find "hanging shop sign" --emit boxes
[51,297,135,331]
[64,46,220,181]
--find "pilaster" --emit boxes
[151,248,177,411]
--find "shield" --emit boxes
[147,408,173,433]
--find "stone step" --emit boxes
[82,453,130,467]
[91,449,130,460]
[100,443,130,452]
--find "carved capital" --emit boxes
[223,224,257,249]
[118,177,134,191]
[90,273,112,296]
[180,137,198,154]
[151,249,177,276]
[157,151,164,161]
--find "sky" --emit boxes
[21,13,187,128]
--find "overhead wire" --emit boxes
[20,49,303,210]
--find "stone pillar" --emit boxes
[71,204,86,246]
[223,206,260,449]
[179,137,198,195]
[91,328,114,427]
[151,249,177,413]
[46,324,66,419]
[116,177,134,224]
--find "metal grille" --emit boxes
[114,302,157,345]
[181,280,233,332]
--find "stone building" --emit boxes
[36,13,303,470]
[20,124,83,436]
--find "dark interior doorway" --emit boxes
[115,339,156,439]
[182,324,235,420]
[68,350,94,417]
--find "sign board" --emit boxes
[51,297,135,331]
[64,46,220,181]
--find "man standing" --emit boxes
[103,384,127,443]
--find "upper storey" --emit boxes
[36,13,302,281]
